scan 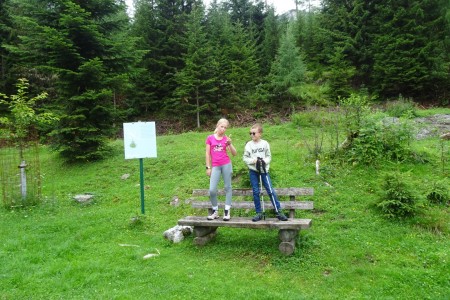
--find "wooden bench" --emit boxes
[178,188,314,255]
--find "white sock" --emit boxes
[212,206,218,211]
[225,205,231,210]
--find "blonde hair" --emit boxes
[214,118,229,133]
[251,123,263,133]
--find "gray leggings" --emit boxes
[209,162,233,207]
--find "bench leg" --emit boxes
[193,226,217,246]
[278,229,299,255]
[288,209,295,219]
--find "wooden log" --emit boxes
[194,226,217,237]
[279,241,295,255]
[278,229,298,242]
[193,231,217,246]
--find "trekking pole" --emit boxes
[260,158,279,213]
[257,158,266,220]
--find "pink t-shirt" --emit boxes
[206,135,231,167]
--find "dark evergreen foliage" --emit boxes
[0,0,448,160]
[0,0,16,95]
[3,0,140,161]
[320,0,450,101]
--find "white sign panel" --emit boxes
[123,122,157,159]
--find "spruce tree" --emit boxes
[173,3,216,128]
[0,0,15,94]
[268,23,306,105]
[8,0,139,161]
[372,0,450,100]
[260,7,279,76]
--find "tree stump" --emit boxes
[194,226,217,237]
[278,229,298,242]
[279,241,295,255]
[193,231,217,246]
[278,229,298,255]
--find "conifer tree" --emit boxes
[131,0,199,115]
[260,6,279,76]
[7,0,139,161]
[0,0,15,94]
[173,3,216,127]
[268,23,306,104]
[371,0,450,100]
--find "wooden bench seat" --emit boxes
[178,188,314,255]
[178,216,312,230]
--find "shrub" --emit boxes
[291,106,336,128]
[384,96,418,118]
[426,180,449,205]
[340,93,371,137]
[346,113,414,165]
[377,173,418,219]
[289,83,332,106]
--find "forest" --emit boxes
[0,0,449,161]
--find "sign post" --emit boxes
[123,122,157,214]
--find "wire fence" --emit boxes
[0,141,41,208]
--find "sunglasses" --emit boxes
[249,132,257,136]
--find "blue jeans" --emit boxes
[249,169,281,214]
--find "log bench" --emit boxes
[178,188,314,255]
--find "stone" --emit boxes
[440,132,450,140]
[163,225,193,243]
[170,196,180,206]
[73,193,94,203]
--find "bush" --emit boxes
[347,113,414,165]
[291,106,336,128]
[289,83,331,106]
[377,173,418,219]
[384,96,418,118]
[426,180,449,205]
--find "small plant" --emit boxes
[377,173,418,219]
[426,180,449,205]
[0,78,57,207]
[340,93,371,138]
[438,139,448,175]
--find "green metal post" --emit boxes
[139,158,145,214]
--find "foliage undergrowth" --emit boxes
[377,172,418,218]
[0,109,449,299]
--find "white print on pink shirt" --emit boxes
[213,144,225,152]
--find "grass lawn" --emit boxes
[1,111,449,299]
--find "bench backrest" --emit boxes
[191,188,314,216]
[192,187,314,197]
[191,200,313,210]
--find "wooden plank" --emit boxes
[177,216,312,230]
[190,200,314,210]
[192,188,314,197]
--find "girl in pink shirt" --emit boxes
[205,118,237,221]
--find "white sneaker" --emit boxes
[223,209,230,221]
[207,210,219,220]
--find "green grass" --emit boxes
[1,118,449,299]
